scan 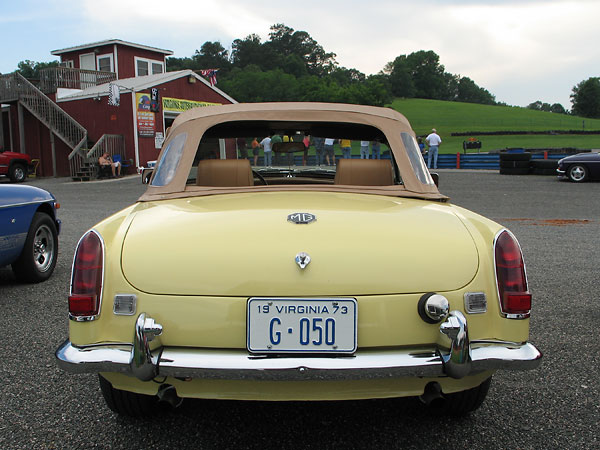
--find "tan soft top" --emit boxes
[139,102,447,202]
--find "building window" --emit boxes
[135,57,164,77]
[137,59,149,76]
[97,54,114,72]
[152,62,163,74]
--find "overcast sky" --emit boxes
[2,0,598,109]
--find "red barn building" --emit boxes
[0,39,236,179]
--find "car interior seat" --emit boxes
[333,159,394,185]
[196,159,254,187]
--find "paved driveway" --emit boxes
[0,172,598,449]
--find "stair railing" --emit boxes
[0,72,88,158]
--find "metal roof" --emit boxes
[51,39,174,56]
[56,70,236,104]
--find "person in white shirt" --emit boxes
[324,138,335,166]
[260,136,273,166]
[360,140,370,159]
[425,128,442,169]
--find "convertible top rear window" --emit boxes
[182,120,401,186]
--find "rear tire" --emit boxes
[98,374,162,417]
[12,212,58,283]
[426,377,492,416]
[9,163,27,182]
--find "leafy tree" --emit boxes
[550,103,566,114]
[330,67,366,86]
[385,56,415,98]
[166,56,198,71]
[570,77,600,118]
[404,50,447,99]
[456,77,495,104]
[17,60,59,78]
[266,24,337,76]
[231,34,269,69]
[194,41,231,74]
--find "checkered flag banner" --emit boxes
[200,69,219,86]
[108,83,120,106]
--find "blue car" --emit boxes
[557,151,600,182]
[0,184,61,282]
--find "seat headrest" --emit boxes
[334,159,394,186]
[196,159,254,187]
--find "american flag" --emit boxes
[200,69,219,86]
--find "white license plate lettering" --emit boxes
[248,298,357,354]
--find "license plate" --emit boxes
[247,298,357,354]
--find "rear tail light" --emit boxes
[494,230,531,319]
[69,231,103,320]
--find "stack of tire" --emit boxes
[530,159,558,175]
[500,151,531,175]
[500,151,559,175]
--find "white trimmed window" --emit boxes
[135,57,164,76]
[97,54,114,72]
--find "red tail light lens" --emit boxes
[69,231,103,319]
[494,230,531,318]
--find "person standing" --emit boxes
[360,140,369,159]
[371,140,381,159]
[237,137,248,160]
[260,136,273,166]
[271,134,283,165]
[302,135,310,166]
[313,137,325,166]
[324,138,335,166]
[426,128,442,169]
[251,137,259,166]
[340,139,352,159]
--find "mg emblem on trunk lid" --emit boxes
[295,252,311,269]
[288,212,316,224]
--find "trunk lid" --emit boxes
[121,192,479,296]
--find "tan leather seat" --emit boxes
[334,159,394,185]
[196,159,254,187]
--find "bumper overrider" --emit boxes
[56,311,542,382]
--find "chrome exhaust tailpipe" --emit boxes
[419,382,444,406]
[157,384,183,408]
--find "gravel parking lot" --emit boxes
[0,172,598,449]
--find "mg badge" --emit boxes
[295,252,311,269]
[288,212,316,224]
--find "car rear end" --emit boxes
[57,193,540,408]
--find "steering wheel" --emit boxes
[252,169,268,185]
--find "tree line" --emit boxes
[8,23,600,118]
[167,24,496,107]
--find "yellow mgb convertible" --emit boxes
[56,103,541,416]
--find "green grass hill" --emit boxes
[389,98,600,154]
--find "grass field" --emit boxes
[389,99,600,154]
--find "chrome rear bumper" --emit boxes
[56,311,542,382]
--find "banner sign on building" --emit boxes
[150,88,160,112]
[136,93,155,137]
[162,97,220,114]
